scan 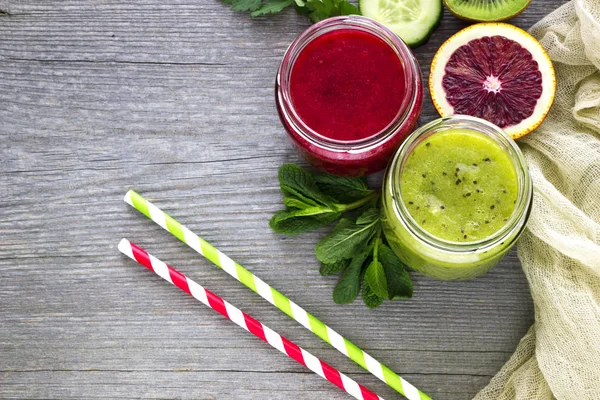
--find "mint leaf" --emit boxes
[270,209,340,235]
[268,164,417,307]
[330,217,353,233]
[319,259,349,276]
[275,206,331,218]
[356,208,380,225]
[365,260,388,298]
[314,173,373,203]
[230,0,262,12]
[251,0,294,16]
[283,196,315,210]
[278,164,332,207]
[332,251,369,304]
[315,218,378,264]
[379,244,413,299]
[362,279,384,309]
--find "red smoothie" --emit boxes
[276,16,423,176]
[290,29,406,142]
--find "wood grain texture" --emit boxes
[0,1,567,399]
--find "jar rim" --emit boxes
[387,115,533,253]
[276,15,422,151]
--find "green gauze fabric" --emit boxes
[474,1,600,399]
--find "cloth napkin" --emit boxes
[474,1,600,398]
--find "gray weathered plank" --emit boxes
[0,1,567,399]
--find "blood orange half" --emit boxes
[430,23,556,139]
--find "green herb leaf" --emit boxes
[270,209,340,235]
[330,217,353,233]
[268,164,415,308]
[314,173,373,203]
[379,244,413,299]
[332,250,369,304]
[229,0,262,12]
[365,260,388,298]
[300,0,359,23]
[356,208,380,225]
[319,259,349,276]
[283,196,315,210]
[362,279,384,309]
[278,206,330,218]
[315,218,378,264]
[223,0,357,22]
[250,0,294,16]
[278,164,333,207]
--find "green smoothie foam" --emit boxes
[401,128,518,242]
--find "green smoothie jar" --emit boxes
[381,115,532,280]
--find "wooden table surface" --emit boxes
[0,1,567,399]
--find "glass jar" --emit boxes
[381,116,533,280]
[275,16,423,176]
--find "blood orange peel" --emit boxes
[429,23,556,139]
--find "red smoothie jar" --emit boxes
[276,16,423,176]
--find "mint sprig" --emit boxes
[365,237,388,299]
[270,164,413,308]
[379,243,413,299]
[315,214,379,264]
[319,259,349,276]
[362,279,385,309]
[220,0,358,22]
[331,245,370,304]
[314,172,374,203]
[270,164,378,236]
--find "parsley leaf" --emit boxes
[230,0,262,12]
[297,0,359,23]
[250,0,294,17]
[221,0,357,22]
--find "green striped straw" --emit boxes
[124,190,432,400]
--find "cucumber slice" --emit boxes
[359,0,442,47]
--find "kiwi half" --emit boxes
[444,0,531,22]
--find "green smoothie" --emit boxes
[401,128,518,242]
[381,118,531,281]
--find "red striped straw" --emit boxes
[118,239,384,400]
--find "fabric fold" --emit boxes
[475,1,600,399]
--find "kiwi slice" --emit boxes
[444,0,531,22]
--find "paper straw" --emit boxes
[118,239,384,400]
[124,190,431,400]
